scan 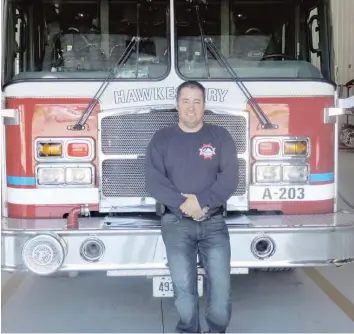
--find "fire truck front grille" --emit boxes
[99,109,248,200]
[101,158,247,197]
[101,110,247,155]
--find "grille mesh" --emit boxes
[101,110,247,155]
[101,158,246,197]
[100,110,248,199]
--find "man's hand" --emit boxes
[180,194,208,220]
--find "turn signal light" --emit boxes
[67,143,89,157]
[258,141,280,156]
[38,142,63,157]
[284,140,308,156]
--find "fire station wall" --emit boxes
[331,0,354,87]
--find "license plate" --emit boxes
[232,267,249,274]
[153,275,204,297]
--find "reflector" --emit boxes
[258,141,280,156]
[67,142,89,157]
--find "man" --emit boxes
[145,80,239,333]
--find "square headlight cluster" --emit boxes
[255,164,309,184]
[34,137,95,188]
[36,165,94,186]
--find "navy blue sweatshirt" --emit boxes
[145,123,239,217]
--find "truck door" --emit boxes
[1,0,26,217]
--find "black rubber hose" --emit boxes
[339,191,354,210]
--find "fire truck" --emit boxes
[1,0,354,297]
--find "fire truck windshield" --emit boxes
[4,0,332,83]
[6,0,169,81]
[175,0,328,81]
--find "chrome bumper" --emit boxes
[2,212,354,275]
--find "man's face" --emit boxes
[177,87,205,130]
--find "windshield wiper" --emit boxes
[68,36,141,131]
[195,5,210,78]
[193,2,278,130]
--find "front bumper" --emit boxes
[2,212,354,276]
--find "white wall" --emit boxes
[331,0,354,86]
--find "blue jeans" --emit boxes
[161,213,232,333]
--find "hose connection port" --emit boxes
[251,235,276,260]
[80,238,105,262]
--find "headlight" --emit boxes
[37,167,65,185]
[256,165,281,183]
[36,165,94,186]
[283,165,308,183]
[66,167,92,185]
[22,234,67,275]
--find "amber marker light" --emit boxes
[38,142,63,157]
[283,140,308,156]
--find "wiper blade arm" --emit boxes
[191,1,277,130]
[203,37,278,129]
[195,5,210,78]
[68,36,141,131]
[192,4,276,129]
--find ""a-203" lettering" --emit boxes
[262,187,305,200]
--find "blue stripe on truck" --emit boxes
[6,173,334,186]
[7,176,36,186]
[310,172,334,183]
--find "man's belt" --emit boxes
[164,206,224,221]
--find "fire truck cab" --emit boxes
[1,0,354,296]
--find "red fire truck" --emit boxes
[1,0,354,297]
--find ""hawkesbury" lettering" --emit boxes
[114,87,228,104]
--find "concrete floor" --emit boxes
[2,150,354,333]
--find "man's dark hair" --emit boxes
[176,80,206,103]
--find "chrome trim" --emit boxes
[169,0,176,73]
[324,107,353,124]
[96,104,175,213]
[251,235,276,260]
[2,212,354,274]
[98,105,250,213]
[334,120,339,212]
[2,108,20,125]
[80,237,106,263]
[21,233,67,275]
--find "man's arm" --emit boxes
[196,128,239,209]
[145,135,186,208]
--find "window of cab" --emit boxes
[174,0,333,81]
[3,0,170,82]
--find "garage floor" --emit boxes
[2,150,354,333]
